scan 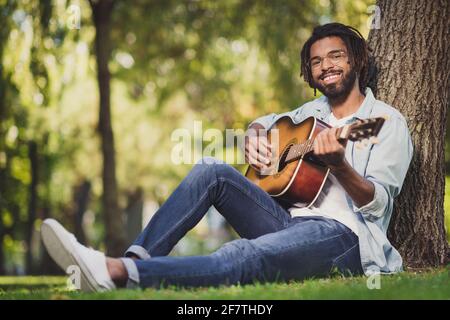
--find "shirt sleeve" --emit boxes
[353,115,413,221]
[247,113,278,130]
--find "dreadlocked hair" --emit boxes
[300,23,370,94]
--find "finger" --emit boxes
[330,127,344,152]
[313,138,320,155]
[326,128,338,152]
[248,137,260,154]
[321,129,334,153]
[261,136,273,152]
[257,150,271,165]
[248,153,269,172]
[249,146,270,165]
[248,153,263,168]
[263,141,273,158]
[315,133,324,155]
[257,140,271,157]
[329,127,340,144]
[258,135,269,147]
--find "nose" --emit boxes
[321,56,334,71]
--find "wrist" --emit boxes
[329,159,349,174]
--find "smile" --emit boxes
[321,72,342,84]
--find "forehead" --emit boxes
[310,36,347,57]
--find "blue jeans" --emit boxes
[123,158,363,288]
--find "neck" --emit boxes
[328,82,365,119]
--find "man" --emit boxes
[41,23,413,291]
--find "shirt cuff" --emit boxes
[352,181,388,220]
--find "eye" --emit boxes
[331,52,342,59]
[310,59,321,66]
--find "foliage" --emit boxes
[4,0,448,277]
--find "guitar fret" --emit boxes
[307,139,313,153]
[286,138,315,162]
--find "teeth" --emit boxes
[323,73,340,81]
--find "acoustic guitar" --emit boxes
[245,116,385,207]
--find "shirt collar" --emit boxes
[315,87,376,122]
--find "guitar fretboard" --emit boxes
[285,139,315,162]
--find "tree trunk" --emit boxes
[367,0,450,268]
[73,180,91,246]
[90,0,126,256]
[26,141,38,274]
[125,187,143,245]
[38,201,61,275]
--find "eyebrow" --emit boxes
[310,49,345,60]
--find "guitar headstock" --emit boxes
[338,117,386,144]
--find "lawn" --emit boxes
[0,178,448,300]
[0,266,448,300]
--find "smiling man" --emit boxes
[41,23,413,291]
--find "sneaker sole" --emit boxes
[41,219,101,292]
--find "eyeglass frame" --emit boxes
[308,49,348,70]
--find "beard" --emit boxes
[313,67,357,100]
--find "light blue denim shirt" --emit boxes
[249,88,413,275]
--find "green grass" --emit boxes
[0,178,448,300]
[0,267,448,300]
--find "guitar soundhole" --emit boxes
[277,144,292,172]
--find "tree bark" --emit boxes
[90,0,126,256]
[368,0,450,267]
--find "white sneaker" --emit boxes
[41,218,116,292]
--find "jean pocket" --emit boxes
[330,243,363,276]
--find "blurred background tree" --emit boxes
[0,0,447,275]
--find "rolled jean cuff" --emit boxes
[120,258,140,289]
[125,245,151,260]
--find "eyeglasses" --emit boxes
[309,50,348,70]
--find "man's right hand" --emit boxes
[244,123,273,172]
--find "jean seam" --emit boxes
[333,243,358,266]
[149,229,355,280]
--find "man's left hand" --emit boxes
[313,127,347,169]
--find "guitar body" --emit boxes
[245,116,330,207]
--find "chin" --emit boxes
[319,84,345,98]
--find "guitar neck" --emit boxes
[280,117,384,164]
[285,139,315,163]
[284,126,346,163]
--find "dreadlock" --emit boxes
[300,23,370,94]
